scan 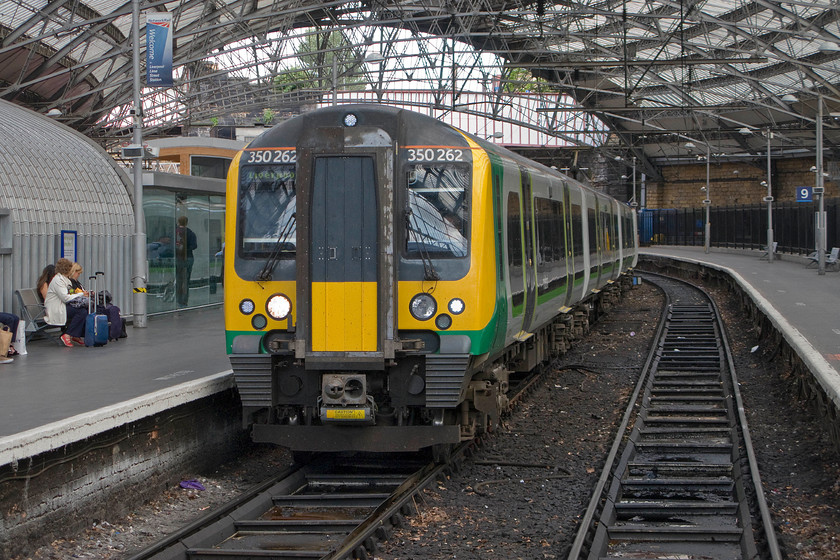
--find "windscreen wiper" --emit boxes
[257,212,296,281]
[404,208,440,281]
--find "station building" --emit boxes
[0,100,245,317]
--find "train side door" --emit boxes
[520,168,538,333]
[310,156,378,351]
[568,187,586,304]
[587,197,601,287]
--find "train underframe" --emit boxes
[234,278,631,453]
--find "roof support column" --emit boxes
[131,0,148,327]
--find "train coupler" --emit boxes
[319,373,376,424]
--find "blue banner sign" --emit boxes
[795,186,812,202]
[146,13,173,86]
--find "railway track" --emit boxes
[568,272,781,560]
[127,453,445,560]
[129,373,548,559]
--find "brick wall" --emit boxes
[0,390,249,559]
[646,157,837,208]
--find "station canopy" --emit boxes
[2,0,840,179]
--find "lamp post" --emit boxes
[686,142,710,252]
[764,129,774,264]
[703,145,711,253]
[816,95,827,275]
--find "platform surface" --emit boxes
[0,307,231,456]
[3,248,840,465]
[642,246,840,365]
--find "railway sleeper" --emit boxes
[614,499,740,519]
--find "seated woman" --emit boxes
[37,264,56,303]
[44,258,88,347]
[0,311,21,358]
[69,263,124,341]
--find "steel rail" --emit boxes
[565,274,671,559]
[124,463,303,560]
[568,272,781,559]
[710,286,783,560]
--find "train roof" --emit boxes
[247,104,470,151]
[247,104,625,208]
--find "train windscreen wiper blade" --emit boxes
[404,208,440,281]
[257,212,296,281]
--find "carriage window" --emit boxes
[238,165,296,258]
[405,164,470,259]
[507,192,522,268]
[588,207,598,256]
[535,197,565,267]
[571,203,583,257]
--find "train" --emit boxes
[224,104,638,453]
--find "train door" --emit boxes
[587,196,601,288]
[310,156,378,351]
[534,177,570,315]
[519,168,538,333]
[560,181,574,306]
[568,187,586,304]
[599,198,613,280]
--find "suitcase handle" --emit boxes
[88,276,96,313]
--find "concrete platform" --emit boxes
[641,246,840,413]
[3,247,840,468]
[0,306,232,467]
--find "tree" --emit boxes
[274,30,368,94]
[500,67,554,93]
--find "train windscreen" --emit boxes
[238,164,297,258]
[405,164,470,259]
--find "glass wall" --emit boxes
[145,188,225,314]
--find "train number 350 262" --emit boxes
[406,148,465,162]
[245,149,297,164]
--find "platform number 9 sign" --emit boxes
[796,186,812,202]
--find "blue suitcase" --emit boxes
[84,275,108,347]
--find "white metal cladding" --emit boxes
[0,99,135,318]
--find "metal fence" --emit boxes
[639,198,840,255]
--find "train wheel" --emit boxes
[431,443,452,464]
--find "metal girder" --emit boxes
[0,0,838,173]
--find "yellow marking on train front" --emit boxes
[311,282,377,351]
[326,409,368,420]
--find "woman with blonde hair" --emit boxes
[44,258,88,347]
[68,263,125,341]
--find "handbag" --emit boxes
[0,324,12,357]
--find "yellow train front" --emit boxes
[225,104,637,453]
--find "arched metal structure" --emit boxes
[0,98,135,316]
[2,1,840,178]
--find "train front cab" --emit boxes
[226,107,501,453]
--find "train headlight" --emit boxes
[239,299,255,315]
[409,293,437,321]
[343,113,358,127]
[266,294,292,320]
[448,298,465,315]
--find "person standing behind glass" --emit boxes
[175,215,197,306]
[44,258,88,347]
